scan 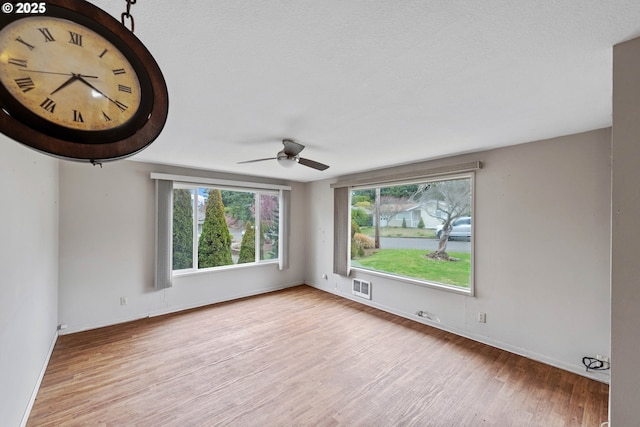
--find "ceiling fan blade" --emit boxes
[282,139,305,157]
[237,157,276,164]
[298,157,329,171]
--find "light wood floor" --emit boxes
[28,285,608,426]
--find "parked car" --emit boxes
[436,216,471,240]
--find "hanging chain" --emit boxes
[121,0,136,33]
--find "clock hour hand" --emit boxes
[47,72,101,96]
[49,74,80,96]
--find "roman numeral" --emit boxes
[38,28,55,42]
[99,48,108,58]
[118,84,132,94]
[114,100,128,112]
[102,111,111,121]
[112,68,126,75]
[40,98,56,113]
[69,32,83,46]
[14,77,35,93]
[73,110,84,122]
[15,36,35,50]
[8,58,27,67]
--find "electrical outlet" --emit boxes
[478,312,487,323]
[120,296,128,306]
[322,274,328,280]
[596,354,609,363]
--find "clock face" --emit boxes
[0,16,142,132]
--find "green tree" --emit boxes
[238,221,255,264]
[351,208,371,227]
[382,184,418,199]
[198,189,233,268]
[417,217,425,229]
[351,219,361,238]
[173,189,193,270]
[353,189,375,203]
[352,194,371,205]
[221,190,254,223]
[355,185,418,201]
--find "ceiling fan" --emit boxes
[238,139,329,171]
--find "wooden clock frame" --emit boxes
[0,0,168,162]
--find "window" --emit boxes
[152,173,290,288]
[348,173,474,294]
[172,185,282,272]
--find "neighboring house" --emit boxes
[388,205,422,227]
[354,200,450,229]
[386,200,449,229]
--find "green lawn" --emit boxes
[351,249,470,288]
[359,226,437,239]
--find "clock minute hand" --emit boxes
[75,74,120,107]
[25,69,98,78]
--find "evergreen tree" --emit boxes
[173,189,193,270]
[221,190,254,222]
[198,189,233,268]
[238,221,256,264]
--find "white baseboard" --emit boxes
[148,281,303,319]
[59,281,305,335]
[20,329,58,427]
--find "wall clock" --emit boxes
[0,0,168,162]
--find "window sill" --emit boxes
[173,260,280,278]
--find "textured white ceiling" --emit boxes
[91,0,640,182]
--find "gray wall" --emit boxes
[611,36,640,426]
[0,141,59,427]
[306,129,612,382]
[58,160,307,333]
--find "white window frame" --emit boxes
[345,171,476,296]
[173,184,282,275]
[330,160,483,296]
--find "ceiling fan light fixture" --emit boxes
[277,152,297,168]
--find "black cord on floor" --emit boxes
[582,356,610,372]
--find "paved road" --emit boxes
[379,237,471,253]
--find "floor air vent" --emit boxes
[352,279,371,299]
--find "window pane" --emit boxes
[350,177,472,289]
[259,194,279,260]
[196,188,206,242]
[198,188,234,268]
[229,190,256,264]
[172,188,194,270]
